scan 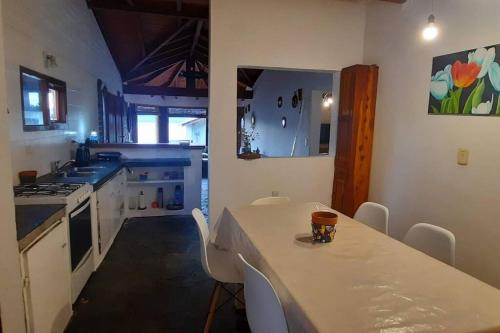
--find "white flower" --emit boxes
[430,64,453,100]
[468,47,496,78]
[471,94,494,114]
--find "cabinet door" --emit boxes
[23,221,71,333]
[96,180,114,254]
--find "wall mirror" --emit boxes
[236,67,339,158]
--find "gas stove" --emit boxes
[14,182,93,207]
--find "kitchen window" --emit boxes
[135,106,207,145]
[20,67,67,131]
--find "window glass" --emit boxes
[168,108,207,117]
[22,73,44,125]
[168,117,206,145]
[48,88,59,121]
[137,114,159,144]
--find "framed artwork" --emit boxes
[429,44,500,116]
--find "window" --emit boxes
[168,117,207,145]
[134,105,207,145]
[137,114,159,144]
[21,67,67,131]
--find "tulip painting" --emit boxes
[429,44,500,116]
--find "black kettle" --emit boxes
[75,144,91,166]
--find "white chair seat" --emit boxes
[206,243,243,284]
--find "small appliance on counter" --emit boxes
[18,170,37,184]
[75,143,91,167]
[95,151,122,161]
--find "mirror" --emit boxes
[236,67,339,158]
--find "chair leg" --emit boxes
[203,281,222,333]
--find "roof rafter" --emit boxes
[190,20,203,58]
[127,19,195,74]
[86,0,208,20]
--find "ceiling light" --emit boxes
[422,14,438,41]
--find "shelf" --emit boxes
[127,179,184,185]
[127,208,186,218]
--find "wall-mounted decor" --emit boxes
[292,92,298,108]
[281,116,287,128]
[277,96,283,108]
[429,44,500,116]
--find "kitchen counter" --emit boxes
[16,204,66,251]
[36,158,191,191]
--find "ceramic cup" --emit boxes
[311,211,338,243]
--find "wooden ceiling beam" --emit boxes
[148,44,191,62]
[190,20,203,58]
[123,86,252,99]
[127,19,195,74]
[126,52,190,81]
[86,0,208,20]
[163,61,185,87]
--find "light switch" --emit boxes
[457,148,469,166]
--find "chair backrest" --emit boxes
[354,202,389,234]
[403,223,456,266]
[251,196,291,206]
[192,208,212,277]
[238,254,288,333]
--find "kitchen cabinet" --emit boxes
[95,168,126,265]
[332,64,378,217]
[21,219,72,333]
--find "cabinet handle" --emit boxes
[62,243,67,248]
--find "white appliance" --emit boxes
[14,182,94,303]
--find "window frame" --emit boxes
[20,66,67,132]
[135,105,208,145]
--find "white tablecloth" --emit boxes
[212,202,500,333]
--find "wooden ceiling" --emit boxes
[88,0,406,98]
[87,0,210,97]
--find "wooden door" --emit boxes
[332,65,378,217]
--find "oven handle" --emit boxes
[70,198,91,219]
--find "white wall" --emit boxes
[0,1,26,331]
[125,94,208,108]
[242,69,334,157]
[3,0,122,183]
[209,0,366,222]
[364,0,500,288]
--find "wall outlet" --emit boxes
[457,148,469,166]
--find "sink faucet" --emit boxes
[53,160,75,175]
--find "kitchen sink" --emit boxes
[65,171,97,177]
[74,166,106,171]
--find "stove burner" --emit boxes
[13,182,84,197]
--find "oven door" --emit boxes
[69,197,92,271]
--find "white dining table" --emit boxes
[211,202,500,333]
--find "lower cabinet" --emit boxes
[94,168,126,268]
[21,219,72,333]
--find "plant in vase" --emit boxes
[240,127,259,154]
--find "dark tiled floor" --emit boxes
[66,216,250,333]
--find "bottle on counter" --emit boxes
[138,190,146,210]
[157,188,164,209]
[174,185,183,207]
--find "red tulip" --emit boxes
[451,60,480,88]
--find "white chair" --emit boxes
[192,208,243,333]
[354,202,389,234]
[251,196,291,206]
[238,254,288,333]
[403,223,456,266]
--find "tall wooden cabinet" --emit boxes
[332,65,378,217]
